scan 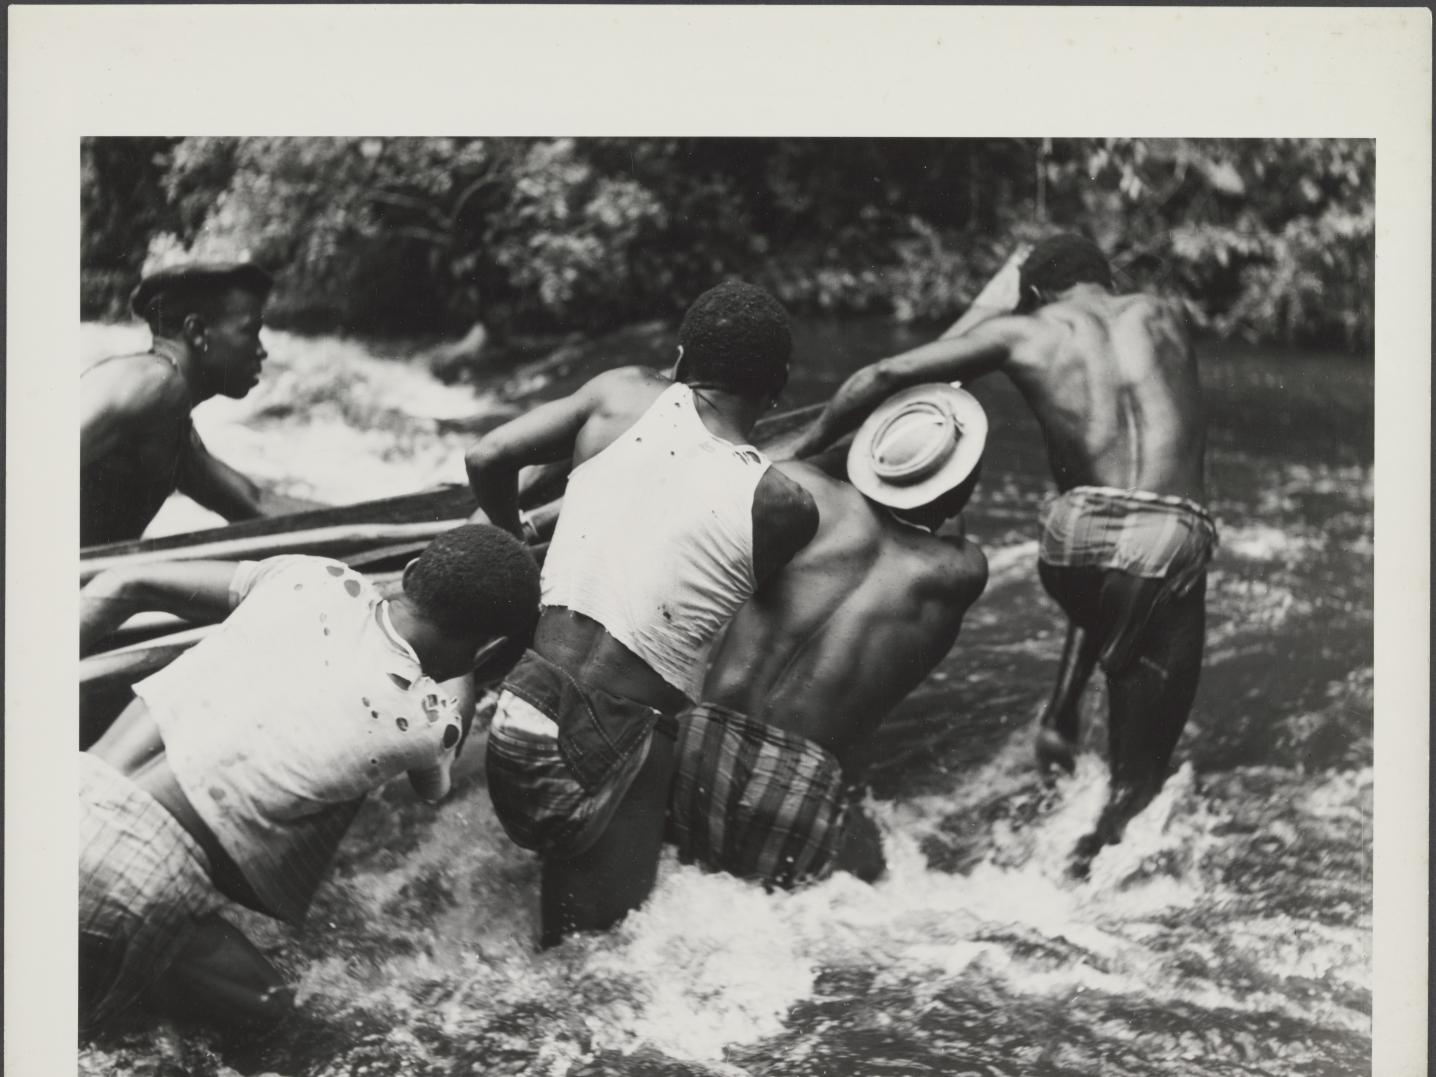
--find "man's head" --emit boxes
[675,280,792,403]
[396,524,542,681]
[1017,234,1112,311]
[846,383,988,528]
[132,263,274,399]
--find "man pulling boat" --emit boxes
[82,262,290,547]
[670,383,990,887]
[77,524,539,1030]
[465,279,819,944]
[785,234,1216,877]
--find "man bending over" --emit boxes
[671,383,990,887]
[785,235,1216,877]
[77,525,539,1031]
[466,280,818,945]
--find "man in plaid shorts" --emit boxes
[77,525,539,1031]
[783,234,1216,877]
[670,383,990,889]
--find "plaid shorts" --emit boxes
[486,650,669,860]
[668,703,848,890]
[79,752,221,1029]
[1039,486,1217,598]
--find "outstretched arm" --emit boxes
[939,243,1032,340]
[177,428,265,523]
[465,368,632,538]
[80,560,241,654]
[785,318,1024,459]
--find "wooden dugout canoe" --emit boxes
[78,401,825,736]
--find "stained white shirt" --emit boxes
[135,555,462,923]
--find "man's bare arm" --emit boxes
[80,560,241,654]
[939,244,1032,340]
[786,319,1023,459]
[749,467,819,586]
[465,368,632,537]
[177,429,265,523]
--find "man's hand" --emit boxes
[941,244,1033,340]
[972,243,1033,312]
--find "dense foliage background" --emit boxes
[82,137,1373,351]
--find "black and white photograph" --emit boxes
[7,8,1430,1077]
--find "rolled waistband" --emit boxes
[680,702,842,771]
[1051,485,1215,528]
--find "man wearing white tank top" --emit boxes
[466,280,818,944]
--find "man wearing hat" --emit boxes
[668,383,989,888]
[81,262,276,547]
[783,234,1216,878]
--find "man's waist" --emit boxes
[132,757,272,913]
[532,608,690,714]
[1051,484,1213,525]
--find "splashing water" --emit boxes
[78,329,1371,1075]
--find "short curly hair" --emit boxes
[677,279,792,400]
[404,524,540,640]
[1019,233,1113,299]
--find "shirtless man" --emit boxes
[670,384,989,888]
[77,524,539,1032]
[82,262,274,547]
[785,234,1216,876]
[466,280,818,944]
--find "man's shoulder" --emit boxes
[239,555,375,604]
[587,364,670,402]
[83,352,188,412]
[775,461,885,542]
[895,529,987,603]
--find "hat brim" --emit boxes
[846,383,988,510]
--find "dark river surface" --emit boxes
[81,319,1373,1077]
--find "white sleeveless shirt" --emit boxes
[541,382,771,699]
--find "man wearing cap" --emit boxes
[668,383,989,888]
[784,234,1216,877]
[82,262,275,547]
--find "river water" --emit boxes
[79,319,1373,1077]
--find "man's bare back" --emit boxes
[788,234,1216,875]
[704,460,987,774]
[1002,290,1206,500]
[81,353,196,546]
[81,264,275,546]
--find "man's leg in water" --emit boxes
[1070,575,1206,876]
[539,730,675,947]
[141,914,293,1029]
[1035,564,1102,775]
[832,801,886,883]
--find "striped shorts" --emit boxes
[668,703,848,890]
[1039,486,1217,598]
[79,752,221,1029]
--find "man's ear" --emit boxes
[671,344,686,382]
[400,557,419,591]
[182,313,208,349]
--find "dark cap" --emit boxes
[130,261,274,319]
